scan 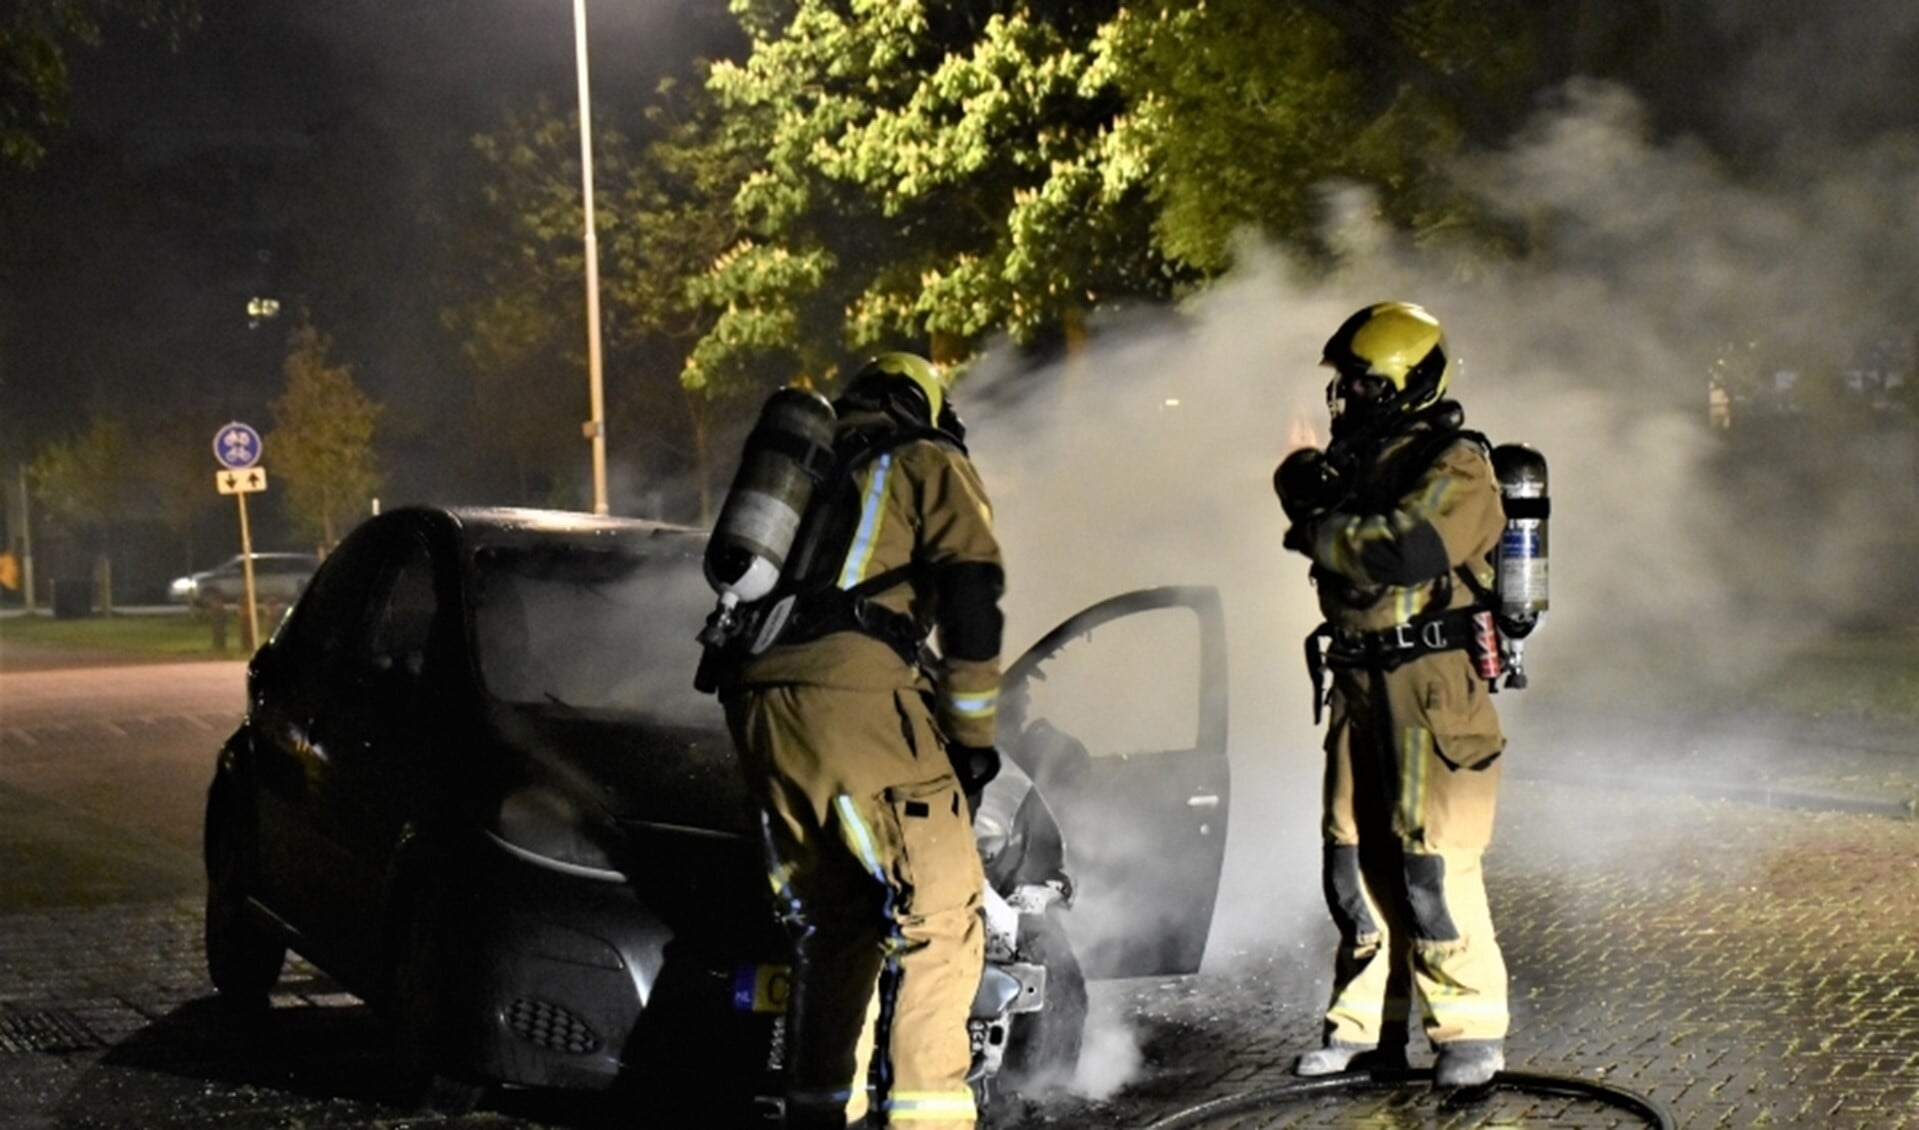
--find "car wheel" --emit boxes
[203,790,285,1010]
[1000,910,1087,1092]
[390,894,487,1115]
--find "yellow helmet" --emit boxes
[848,351,946,427]
[1320,301,1451,420]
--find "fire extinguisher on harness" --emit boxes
[1490,443,1549,689]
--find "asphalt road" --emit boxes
[1,655,1916,1128]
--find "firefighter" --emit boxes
[719,352,1006,1129]
[1275,302,1510,1088]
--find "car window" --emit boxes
[365,541,437,678]
[1018,605,1201,757]
[472,542,713,726]
[273,545,378,668]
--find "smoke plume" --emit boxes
[960,6,1919,1088]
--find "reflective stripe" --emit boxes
[943,689,997,717]
[1422,990,1509,1014]
[1335,989,1381,1028]
[884,1089,978,1119]
[761,812,803,920]
[789,1086,856,1107]
[834,794,889,886]
[1398,726,1431,837]
[1407,472,1454,522]
[838,453,895,588]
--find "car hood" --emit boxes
[486,703,782,945]
[485,704,752,837]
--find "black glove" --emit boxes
[948,743,1001,797]
[1274,447,1340,523]
[1283,516,1320,555]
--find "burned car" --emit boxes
[202,505,1228,1118]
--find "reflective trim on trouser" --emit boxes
[1322,865,1411,1046]
[727,684,983,1130]
[1319,657,1508,1047]
[1405,847,1507,1044]
[788,1084,865,1129]
[883,1089,979,1126]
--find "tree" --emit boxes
[695,0,1183,382]
[1,0,199,168]
[691,0,1671,381]
[133,408,220,570]
[27,413,132,539]
[444,79,760,518]
[268,321,381,550]
[26,412,135,605]
[441,100,613,506]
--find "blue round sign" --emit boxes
[213,422,263,470]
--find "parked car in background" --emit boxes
[201,506,1230,1120]
[170,552,320,609]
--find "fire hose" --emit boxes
[1139,1067,1675,1130]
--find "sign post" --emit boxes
[213,423,266,649]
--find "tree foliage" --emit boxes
[443,79,758,515]
[268,321,382,549]
[26,413,133,540]
[694,0,1182,385]
[685,0,1663,381]
[1,0,199,168]
[133,409,218,552]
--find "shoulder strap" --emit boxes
[778,421,956,600]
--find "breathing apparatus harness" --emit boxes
[1283,402,1550,723]
[695,392,966,694]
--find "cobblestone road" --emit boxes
[0,774,1912,1128]
[1,653,1915,1128]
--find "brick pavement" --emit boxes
[1,654,1915,1128]
[0,775,1911,1128]
[996,775,1919,1129]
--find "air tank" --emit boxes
[704,388,837,605]
[1491,443,1549,638]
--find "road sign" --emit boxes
[213,422,263,470]
[216,468,267,495]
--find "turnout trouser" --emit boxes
[1319,649,1508,1051]
[728,683,984,1130]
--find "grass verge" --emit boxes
[0,609,247,661]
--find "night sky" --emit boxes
[1,0,727,490]
[7,0,1919,585]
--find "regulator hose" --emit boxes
[1139,1067,1675,1130]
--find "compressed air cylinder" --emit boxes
[1492,443,1549,638]
[704,388,837,604]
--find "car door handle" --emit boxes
[1186,794,1220,809]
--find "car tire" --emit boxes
[203,787,285,1010]
[390,892,487,1115]
[1000,910,1087,1092]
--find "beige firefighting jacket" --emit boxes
[1305,425,1504,632]
[735,425,1005,750]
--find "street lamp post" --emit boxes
[573,0,610,515]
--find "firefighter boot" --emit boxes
[1294,1040,1406,1077]
[1433,1040,1504,1087]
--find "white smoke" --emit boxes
[960,45,1919,1092]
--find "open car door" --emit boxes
[999,585,1229,980]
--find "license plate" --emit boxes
[732,963,791,1014]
